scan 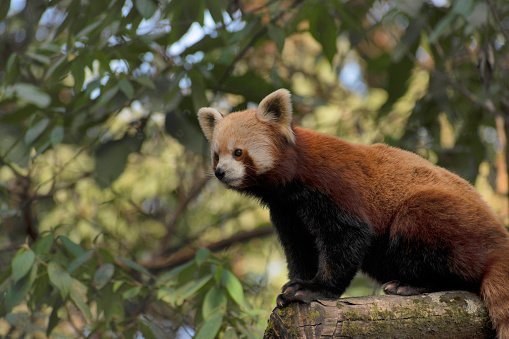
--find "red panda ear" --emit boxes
[197,107,223,142]
[257,89,295,144]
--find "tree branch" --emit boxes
[265,291,495,338]
[157,177,208,255]
[143,225,273,271]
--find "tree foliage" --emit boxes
[0,0,508,337]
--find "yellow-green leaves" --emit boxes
[93,263,115,289]
[221,269,244,305]
[48,263,72,299]
[12,250,35,283]
[12,83,51,108]
[135,0,158,19]
[202,286,227,320]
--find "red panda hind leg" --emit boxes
[364,188,502,296]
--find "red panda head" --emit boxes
[197,89,295,188]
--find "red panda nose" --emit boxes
[215,168,225,180]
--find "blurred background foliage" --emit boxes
[0,0,508,337]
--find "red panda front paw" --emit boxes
[276,280,322,307]
[382,280,432,296]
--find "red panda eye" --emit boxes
[234,149,243,157]
[214,153,219,161]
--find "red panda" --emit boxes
[198,89,509,338]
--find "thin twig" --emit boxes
[486,0,509,44]
[144,225,274,271]
[158,177,208,255]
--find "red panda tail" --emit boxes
[480,248,509,339]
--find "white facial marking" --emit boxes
[217,155,245,187]
[211,110,279,186]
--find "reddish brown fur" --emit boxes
[261,125,509,337]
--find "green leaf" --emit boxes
[206,65,277,103]
[26,52,51,65]
[428,12,454,43]
[165,107,205,155]
[378,54,415,118]
[4,264,37,313]
[176,274,213,302]
[113,280,125,292]
[25,118,49,145]
[214,265,223,284]
[202,286,227,320]
[34,234,53,254]
[221,270,244,305]
[133,76,156,89]
[191,76,208,111]
[156,260,195,285]
[116,256,152,277]
[30,270,49,310]
[59,236,85,258]
[4,53,20,85]
[13,83,51,108]
[94,135,144,188]
[48,262,72,299]
[268,23,285,52]
[96,85,119,106]
[135,0,158,19]
[76,20,103,39]
[122,286,141,299]
[309,3,337,64]
[12,250,35,283]
[44,54,67,83]
[0,0,11,22]
[195,313,223,339]
[138,314,167,339]
[195,248,210,266]
[5,313,45,333]
[138,316,157,339]
[72,57,85,92]
[97,285,124,325]
[70,278,92,320]
[465,2,488,28]
[223,327,239,339]
[156,286,176,305]
[47,297,63,336]
[50,126,64,147]
[94,263,115,289]
[119,79,135,99]
[68,250,94,273]
[452,0,474,17]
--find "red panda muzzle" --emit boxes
[214,168,225,180]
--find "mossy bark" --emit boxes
[264,291,496,338]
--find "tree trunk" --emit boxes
[264,291,496,338]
